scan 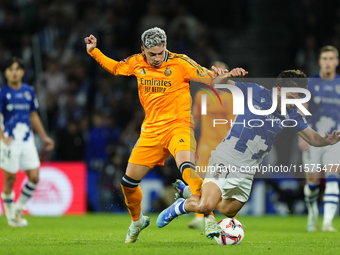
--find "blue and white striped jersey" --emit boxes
[212,82,308,167]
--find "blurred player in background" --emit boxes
[299,46,340,232]
[187,61,233,229]
[0,57,54,227]
[85,27,226,243]
[157,68,340,238]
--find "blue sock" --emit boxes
[326,174,338,183]
[323,175,339,226]
[170,199,188,216]
[307,181,319,191]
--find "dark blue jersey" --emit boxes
[0,83,38,141]
[307,74,340,134]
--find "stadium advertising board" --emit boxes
[0,162,86,216]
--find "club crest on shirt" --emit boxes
[164,66,172,77]
[24,91,32,101]
[196,66,207,77]
[336,85,340,94]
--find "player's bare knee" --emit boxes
[5,175,16,186]
[29,175,39,184]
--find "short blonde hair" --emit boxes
[320,45,339,58]
[141,27,167,49]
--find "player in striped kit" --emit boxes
[299,46,340,232]
[157,68,340,238]
[0,57,54,227]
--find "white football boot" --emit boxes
[14,207,28,227]
[125,216,150,243]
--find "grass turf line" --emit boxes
[0,214,339,255]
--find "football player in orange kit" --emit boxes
[84,27,226,243]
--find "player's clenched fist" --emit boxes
[84,34,97,52]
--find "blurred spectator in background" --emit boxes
[295,34,319,76]
[99,145,127,212]
[138,1,166,36]
[55,119,85,161]
[86,111,120,212]
[42,58,67,96]
[93,73,121,115]
[56,90,83,129]
[38,11,64,58]
[168,5,200,44]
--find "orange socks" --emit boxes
[179,163,214,217]
[121,175,143,221]
[180,162,203,196]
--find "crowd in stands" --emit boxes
[0,0,224,211]
[1,0,339,212]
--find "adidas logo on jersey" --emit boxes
[261,97,265,103]
[139,68,146,75]
[178,139,185,143]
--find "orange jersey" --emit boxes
[88,48,211,133]
[193,90,234,149]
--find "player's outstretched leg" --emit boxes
[304,181,319,232]
[157,198,188,228]
[322,174,339,232]
[173,180,204,229]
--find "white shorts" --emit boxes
[0,137,40,174]
[202,156,254,203]
[302,141,340,172]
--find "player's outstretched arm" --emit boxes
[297,127,340,147]
[211,67,248,87]
[84,34,130,76]
[30,112,54,151]
[298,135,310,151]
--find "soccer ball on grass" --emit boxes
[214,218,245,245]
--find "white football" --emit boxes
[214,218,245,245]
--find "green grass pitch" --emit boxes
[0,214,339,255]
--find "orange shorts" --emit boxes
[128,124,196,168]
